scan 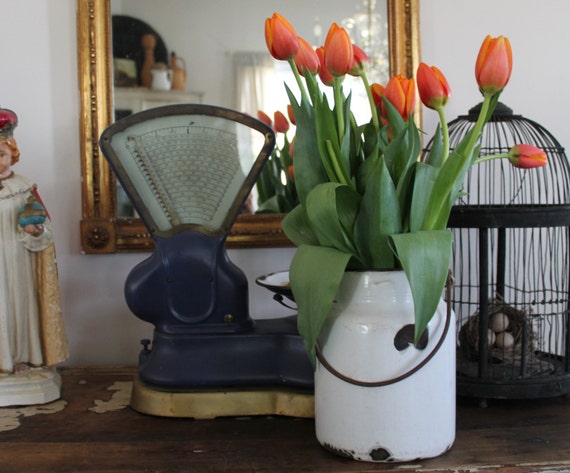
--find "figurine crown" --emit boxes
[0,108,18,139]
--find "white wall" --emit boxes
[420,0,570,146]
[0,0,567,366]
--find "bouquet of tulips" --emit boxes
[255,109,299,213]
[264,13,547,364]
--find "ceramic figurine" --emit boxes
[0,107,69,406]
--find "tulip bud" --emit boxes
[323,23,353,76]
[417,63,451,110]
[370,83,385,108]
[257,110,272,127]
[316,47,335,86]
[287,104,296,126]
[375,75,415,121]
[265,13,299,61]
[508,144,548,169]
[475,35,513,96]
[287,164,295,181]
[349,44,369,76]
[274,111,290,133]
[294,36,320,76]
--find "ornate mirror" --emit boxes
[77,0,420,253]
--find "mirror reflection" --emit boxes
[77,0,420,253]
[110,0,389,218]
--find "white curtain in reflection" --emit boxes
[232,51,372,125]
[232,52,277,117]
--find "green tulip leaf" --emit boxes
[390,230,452,343]
[285,86,328,205]
[422,128,479,230]
[314,96,343,182]
[290,245,353,366]
[355,156,401,268]
[409,162,439,232]
[424,124,444,167]
[394,119,422,187]
[382,97,406,136]
[256,195,281,213]
[305,182,360,254]
[282,204,319,247]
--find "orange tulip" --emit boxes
[287,104,296,125]
[370,82,385,107]
[376,75,415,121]
[287,164,295,181]
[323,23,353,76]
[257,110,272,127]
[417,63,451,110]
[371,83,390,126]
[349,44,369,76]
[265,13,299,61]
[316,47,335,86]
[274,111,290,133]
[508,144,547,169]
[294,36,320,76]
[475,35,513,95]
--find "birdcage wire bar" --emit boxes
[427,102,570,400]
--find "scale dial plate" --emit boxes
[100,105,274,237]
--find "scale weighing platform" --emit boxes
[99,104,313,418]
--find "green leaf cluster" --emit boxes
[282,62,500,367]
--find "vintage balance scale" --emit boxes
[99,104,313,418]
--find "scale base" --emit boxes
[137,316,314,388]
[130,376,314,419]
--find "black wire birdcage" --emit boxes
[425,102,570,401]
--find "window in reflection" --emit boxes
[233,53,385,214]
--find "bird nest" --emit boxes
[458,298,535,364]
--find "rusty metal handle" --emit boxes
[316,278,453,388]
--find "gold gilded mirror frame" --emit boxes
[77,0,420,254]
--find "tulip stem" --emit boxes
[288,58,311,105]
[333,76,345,143]
[360,70,380,131]
[437,106,449,164]
[465,94,492,159]
[473,153,509,165]
[325,140,352,187]
[422,93,493,231]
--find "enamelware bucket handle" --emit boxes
[316,273,453,387]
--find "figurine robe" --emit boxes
[0,173,68,372]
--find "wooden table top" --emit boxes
[0,367,568,473]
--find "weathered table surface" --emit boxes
[0,367,568,473]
